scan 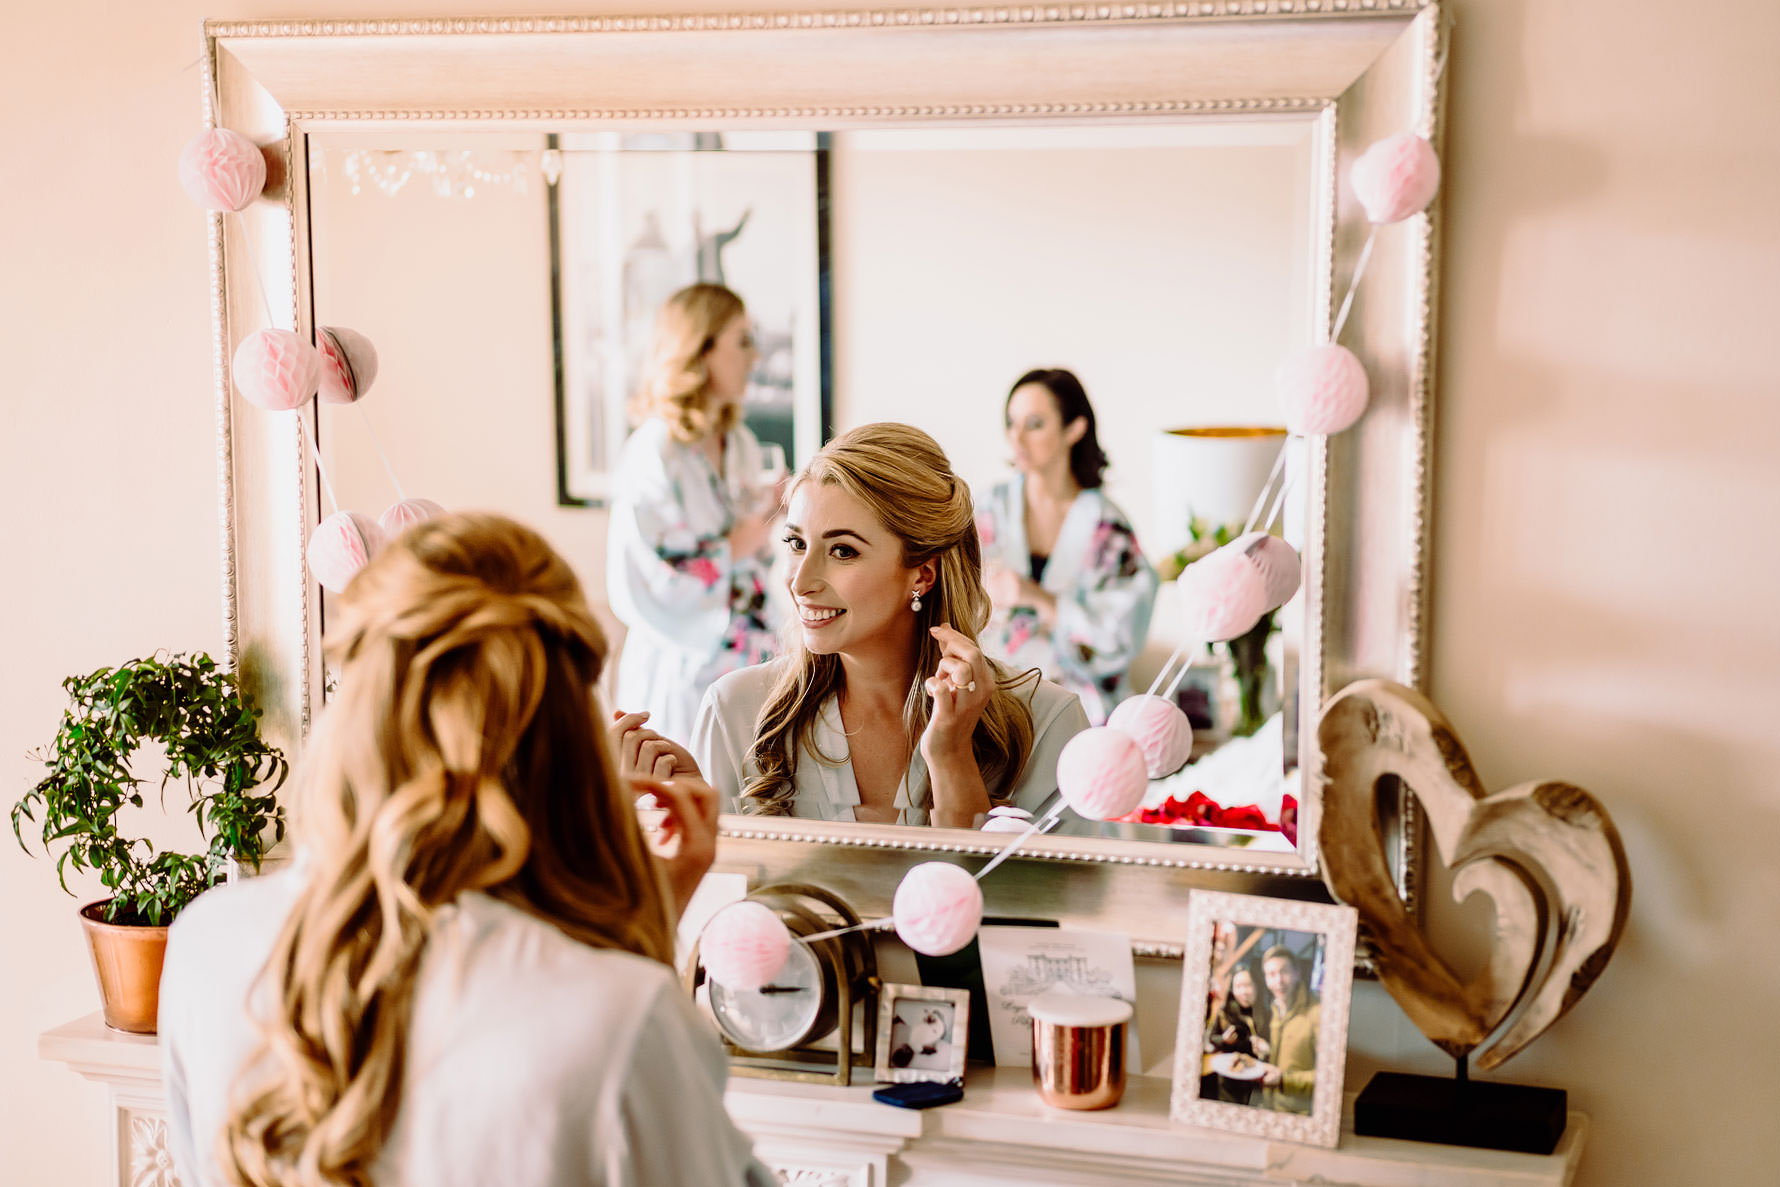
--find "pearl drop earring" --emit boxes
[911,589,923,613]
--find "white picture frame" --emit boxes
[1170,891,1358,1149]
[875,983,970,1086]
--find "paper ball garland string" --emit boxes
[184,138,350,534]
[180,129,439,587]
[1139,130,1443,712]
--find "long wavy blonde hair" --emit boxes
[221,513,674,1187]
[743,423,1037,816]
[630,282,746,444]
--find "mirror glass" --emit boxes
[310,118,1320,853]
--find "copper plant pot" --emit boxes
[78,901,170,1034]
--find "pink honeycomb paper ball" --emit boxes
[700,901,793,991]
[1276,343,1369,437]
[893,862,984,957]
[1056,726,1150,820]
[1106,694,1194,779]
[316,326,380,405]
[1177,543,1269,643]
[232,329,321,412]
[307,510,385,594]
[1235,531,1302,612]
[379,498,445,536]
[177,129,267,213]
[1350,132,1442,225]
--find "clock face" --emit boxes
[709,937,825,1051]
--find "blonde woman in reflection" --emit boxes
[977,368,1158,725]
[619,423,1090,828]
[607,283,783,749]
[158,514,774,1187]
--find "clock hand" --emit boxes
[757,985,808,995]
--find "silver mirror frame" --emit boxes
[207,1,1444,956]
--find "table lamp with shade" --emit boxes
[1149,426,1288,558]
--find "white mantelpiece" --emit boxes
[40,1015,179,1187]
[43,1014,1587,1186]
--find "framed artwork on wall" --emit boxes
[1171,890,1358,1149]
[550,131,831,507]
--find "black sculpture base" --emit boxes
[1353,1063,1567,1156]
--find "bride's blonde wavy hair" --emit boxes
[630,282,746,444]
[742,423,1037,816]
[221,512,674,1187]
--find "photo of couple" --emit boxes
[1200,923,1324,1116]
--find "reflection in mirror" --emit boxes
[310,119,1319,853]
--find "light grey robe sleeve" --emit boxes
[160,992,207,1187]
[1008,683,1092,813]
[691,680,748,813]
[600,980,778,1187]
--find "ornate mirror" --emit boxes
[208,1,1445,955]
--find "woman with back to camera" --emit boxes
[159,513,774,1187]
[606,282,782,750]
[621,423,1090,828]
[976,368,1158,725]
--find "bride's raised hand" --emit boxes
[920,623,992,762]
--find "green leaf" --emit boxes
[10,651,287,923]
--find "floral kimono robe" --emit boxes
[606,417,779,747]
[975,476,1158,725]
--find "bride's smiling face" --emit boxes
[783,481,926,656]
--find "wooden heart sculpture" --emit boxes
[1317,679,1631,1070]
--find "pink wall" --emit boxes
[2,1,1776,1183]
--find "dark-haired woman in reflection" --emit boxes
[976,368,1158,725]
[1204,962,1266,1105]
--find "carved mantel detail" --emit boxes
[128,1112,181,1187]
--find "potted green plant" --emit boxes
[12,652,287,1033]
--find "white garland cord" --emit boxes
[302,408,341,517]
[355,403,406,502]
[1163,636,1207,703]
[797,801,1071,946]
[1242,444,1291,537]
[1330,225,1379,342]
[228,215,411,512]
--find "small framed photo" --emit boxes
[1170,891,1358,1148]
[875,984,970,1085]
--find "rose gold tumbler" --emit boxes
[1029,993,1133,1110]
